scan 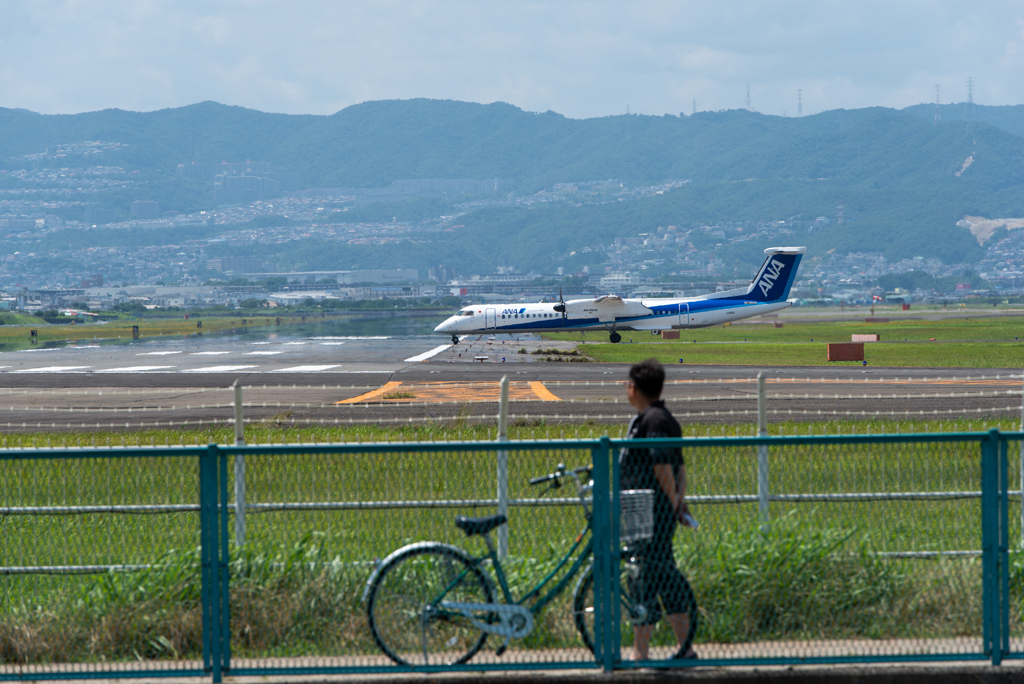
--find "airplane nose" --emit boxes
[434,320,449,332]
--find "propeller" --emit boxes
[553,287,567,320]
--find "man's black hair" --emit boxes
[629,358,664,399]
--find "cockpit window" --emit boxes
[458,310,474,316]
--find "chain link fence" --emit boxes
[0,449,207,680]
[1,432,1022,679]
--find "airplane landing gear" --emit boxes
[609,332,622,344]
[451,334,459,345]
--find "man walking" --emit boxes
[620,358,698,660]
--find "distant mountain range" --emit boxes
[2,98,1023,272]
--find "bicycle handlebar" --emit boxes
[528,464,592,486]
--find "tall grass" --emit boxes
[0,548,204,664]
[688,517,957,641]
[1,523,1013,663]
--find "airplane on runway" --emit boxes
[434,246,806,344]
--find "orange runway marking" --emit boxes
[335,381,403,404]
[529,381,561,401]
[336,381,562,404]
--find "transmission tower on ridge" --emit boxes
[966,77,975,121]
[797,89,803,117]
[746,84,751,111]
[837,201,844,226]
[934,84,941,123]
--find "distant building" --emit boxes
[0,218,37,229]
[391,178,515,194]
[214,174,281,204]
[16,289,85,311]
[207,257,276,275]
[599,273,641,290]
[429,264,455,282]
[244,269,418,284]
[177,161,273,181]
[176,161,298,197]
[80,274,103,288]
[130,200,160,219]
[83,207,119,225]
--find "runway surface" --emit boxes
[0,327,1019,432]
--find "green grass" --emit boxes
[545,315,1024,345]
[580,340,1024,367]
[0,313,47,325]
[0,313,352,352]
[1,417,1021,663]
[543,316,1024,367]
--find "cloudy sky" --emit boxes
[1,0,1022,119]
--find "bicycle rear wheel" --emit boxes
[367,543,493,666]
[572,558,698,662]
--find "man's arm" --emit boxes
[654,463,689,521]
[654,464,679,509]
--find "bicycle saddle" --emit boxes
[454,514,507,536]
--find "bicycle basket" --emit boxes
[620,489,654,543]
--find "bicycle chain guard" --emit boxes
[440,601,535,639]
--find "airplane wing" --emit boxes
[565,295,653,322]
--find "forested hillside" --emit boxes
[2,99,1024,270]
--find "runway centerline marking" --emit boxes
[14,366,91,373]
[97,365,176,373]
[336,381,561,404]
[272,365,340,372]
[182,365,258,373]
[404,344,451,363]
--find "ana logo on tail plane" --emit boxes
[758,258,786,297]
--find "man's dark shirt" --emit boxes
[619,399,683,559]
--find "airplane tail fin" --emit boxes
[739,247,806,302]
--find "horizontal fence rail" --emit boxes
[2,406,1023,433]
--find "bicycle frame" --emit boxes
[427,467,597,634]
[476,520,594,618]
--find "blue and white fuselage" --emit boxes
[434,247,806,344]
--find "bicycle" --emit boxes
[364,462,698,666]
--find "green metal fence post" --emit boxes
[999,433,1009,660]
[199,449,211,674]
[610,435,622,670]
[593,436,613,673]
[199,444,223,682]
[981,429,1002,665]
[218,446,232,675]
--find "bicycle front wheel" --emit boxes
[572,559,698,662]
[366,543,494,666]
